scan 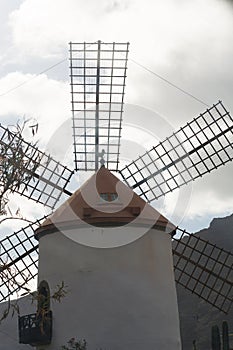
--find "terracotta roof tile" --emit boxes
[35,166,175,238]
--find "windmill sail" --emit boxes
[0,218,46,302]
[0,124,73,208]
[70,41,129,171]
[119,101,233,202]
[173,227,233,314]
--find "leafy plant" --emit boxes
[0,281,68,327]
[61,338,108,350]
[0,120,42,320]
[61,337,87,350]
[33,281,68,334]
[0,119,40,220]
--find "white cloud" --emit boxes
[6,0,233,121]
[0,71,70,145]
[8,0,233,63]
[8,0,105,57]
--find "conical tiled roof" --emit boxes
[35,166,175,239]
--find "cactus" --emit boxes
[211,325,221,350]
[222,321,230,350]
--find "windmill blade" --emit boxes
[0,124,73,208]
[0,218,47,302]
[70,41,129,171]
[120,101,233,202]
[173,227,233,314]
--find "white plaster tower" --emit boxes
[35,166,182,350]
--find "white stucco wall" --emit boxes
[37,226,181,350]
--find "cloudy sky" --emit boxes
[0,0,233,234]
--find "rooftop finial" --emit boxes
[99,149,105,167]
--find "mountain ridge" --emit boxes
[175,213,233,350]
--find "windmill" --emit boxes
[0,41,233,349]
